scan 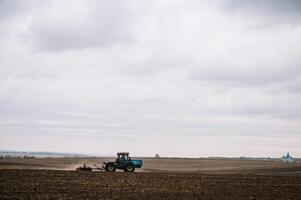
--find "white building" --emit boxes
[281,152,294,163]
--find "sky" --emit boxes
[0,0,301,157]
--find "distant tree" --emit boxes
[24,155,35,159]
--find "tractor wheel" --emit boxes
[106,165,116,172]
[124,165,135,172]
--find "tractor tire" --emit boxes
[124,165,135,172]
[106,165,116,172]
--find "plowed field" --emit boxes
[1,169,301,200]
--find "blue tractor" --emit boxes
[103,152,143,172]
[76,152,143,172]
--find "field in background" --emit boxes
[1,157,301,174]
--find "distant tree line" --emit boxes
[0,155,36,159]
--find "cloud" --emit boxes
[0,0,30,19]
[224,0,301,14]
[221,0,301,26]
[24,0,133,51]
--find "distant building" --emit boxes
[155,154,160,158]
[281,152,294,163]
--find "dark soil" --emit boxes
[1,169,301,200]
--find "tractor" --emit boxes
[103,152,142,172]
[76,152,143,172]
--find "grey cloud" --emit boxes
[221,0,301,25]
[189,64,301,88]
[224,0,301,14]
[0,0,41,20]
[206,95,301,119]
[269,74,301,94]
[0,0,25,19]
[27,0,133,51]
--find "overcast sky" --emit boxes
[0,0,300,157]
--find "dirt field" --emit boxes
[1,169,301,200]
[1,158,301,199]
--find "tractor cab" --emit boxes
[117,152,131,161]
[116,152,131,167]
